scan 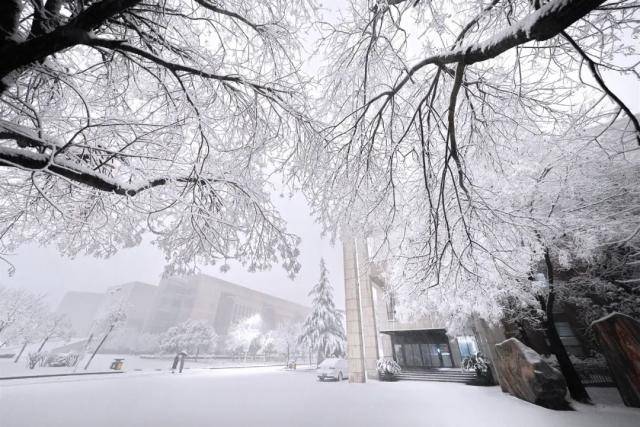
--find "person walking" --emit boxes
[171,351,188,373]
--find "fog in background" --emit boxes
[0,193,344,309]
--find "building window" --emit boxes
[457,335,478,358]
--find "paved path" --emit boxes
[1,367,637,427]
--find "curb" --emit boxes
[207,364,284,370]
[0,371,124,381]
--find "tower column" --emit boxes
[342,238,366,383]
[355,238,380,380]
[342,237,380,382]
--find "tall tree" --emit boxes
[84,301,127,370]
[299,259,345,365]
[296,0,639,402]
[0,0,317,275]
[272,321,304,364]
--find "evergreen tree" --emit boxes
[300,259,346,365]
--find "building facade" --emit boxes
[105,282,158,332]
[343,237,496,382]
[57,274,310,339]
[143,274,310,335]
[55,291,105,336]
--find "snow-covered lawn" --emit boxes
[1,367,637,427]
[0,352,285,378]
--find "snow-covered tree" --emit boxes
[299,259,345,365]
[84,299,127,370]
[556,275,640,351]
[226,313,262,362]
[0,0,318,276]
[272,321,304,363]
[295,1,638,403]
[160,320,217,357]
[0,287,44,345]
[35,313,72,353]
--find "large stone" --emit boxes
[592,313,640,408]
[494,338,569,409]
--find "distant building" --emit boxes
[105,282,158,332]
[56,291,106,336]
[143,274,310,335]
[57,275,310,339]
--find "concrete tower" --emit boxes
[342,237,380,382]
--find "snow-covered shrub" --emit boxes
[27,351,47,369]
[543,354,608,371]
[556,276,640,351]
[377,358,401,375]
[463,352,495,385]
[103,328,162,354]
[160,320,217,355]
[45,352,80,367]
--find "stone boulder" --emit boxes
[494,338,569,409]
[592,313,640,408]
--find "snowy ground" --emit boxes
[1,367,637,427]
[0,352,284,378]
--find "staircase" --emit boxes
[395,368,477,383]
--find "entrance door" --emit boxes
[438,343,453,368]
[405,344,422,367]
[390,330,455,369]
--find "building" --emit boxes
[105,282,158,332]
[143,274,310,335]
[56,291,106,336]
[342,238,504,382]
[57,275,310,340]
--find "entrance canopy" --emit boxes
[382,329,455,369]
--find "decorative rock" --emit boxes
[591,313,640,408]
[494,338,569,409]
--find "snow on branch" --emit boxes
[383,0,607,98]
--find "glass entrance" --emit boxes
[389,330,455,369]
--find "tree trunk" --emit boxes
[14,341,27,363]
[84,326,113,370]
[0,0,22,45]
[542,249,591,404]
[37,335,50,353]
[286,343,290,367]
[316,348,324,368]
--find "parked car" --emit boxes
[317,358,349,381]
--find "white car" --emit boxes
[317,358,349,381]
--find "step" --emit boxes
[394,370,477,383]
[397,374,475,380]
[395,376,471,383]
[398,372,475,377]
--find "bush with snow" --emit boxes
[376,358,401,375]
[26,352,47,369]
[45,352,80,368]
[160,320,217,355]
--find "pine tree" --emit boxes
[299,259,346,365]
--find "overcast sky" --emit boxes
[0,193,345,310]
